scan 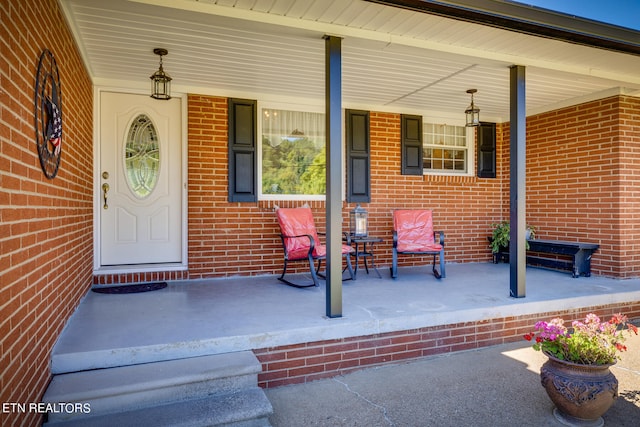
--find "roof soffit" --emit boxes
[60,0,640,119]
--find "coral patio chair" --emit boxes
[391,209,445,279]
[276,206,355,288]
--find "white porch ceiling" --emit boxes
[60,0,640,122]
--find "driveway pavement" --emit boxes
[266,332,640,426]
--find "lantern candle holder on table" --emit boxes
[350,204,368,238]
[347,205,382,278]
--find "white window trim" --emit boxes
[257,100,345,201]
[422,122,476,177]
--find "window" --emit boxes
[423,123,473,174]
[260,107,326,199]
[125,114,159,198]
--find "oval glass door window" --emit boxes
[125,114,160,198]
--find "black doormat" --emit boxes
[92,282,167,294]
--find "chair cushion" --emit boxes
[276,207,322,259]
[393,209,443,253]
[276,207,353,260]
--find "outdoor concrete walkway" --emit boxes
[266,332,640,427]
[52,262,640,374]
[50,262,640,425]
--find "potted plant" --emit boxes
[489,221,536,254]
[524,313,638,425]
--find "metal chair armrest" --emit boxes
[280,233,316,255]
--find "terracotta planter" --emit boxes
[540,353,618,427]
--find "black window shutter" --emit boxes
[477,122,496,178]
[228,98,257,202]
[346,109,370,203]
[401,114,423,175]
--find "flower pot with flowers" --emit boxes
[524,313,638,427]
[489,221,536,263]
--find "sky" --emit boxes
[513,0,640,30]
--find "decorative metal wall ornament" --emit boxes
[150,48,172,100]
[34,49,62,179]
[465,88,480,127]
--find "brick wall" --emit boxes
[0,1,94,426]
[178,99,505,281]
[94,93,637,284]
[187,95,284,277]
[511,95,640,278]
[615,96,640,277]
[365,112,504,267]
[255,301,640,388]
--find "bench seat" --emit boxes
[493,239,599,278]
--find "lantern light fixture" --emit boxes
[465,89,480,127]
[150,48,172,100]
[350,204,368,238]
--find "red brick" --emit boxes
[254,301,640,388]
[2,0,94,417]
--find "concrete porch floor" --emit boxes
[52,262,640,375]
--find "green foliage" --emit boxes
[262,137,326,195]
[490,221,511,253]
[489,221,536,253]
[300,146,326,194]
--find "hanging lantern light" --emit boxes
[150,48,172,100]
[465,89,480,127]
[350,204,368,238]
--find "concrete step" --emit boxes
[42,351,272,425]
[44,387,272,427]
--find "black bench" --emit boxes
[493,239,599,278]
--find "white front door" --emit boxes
[99,92,182,266]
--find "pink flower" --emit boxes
[585,313,601,324]
[524,312,637,365]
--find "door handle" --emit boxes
[102,183,110,209]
